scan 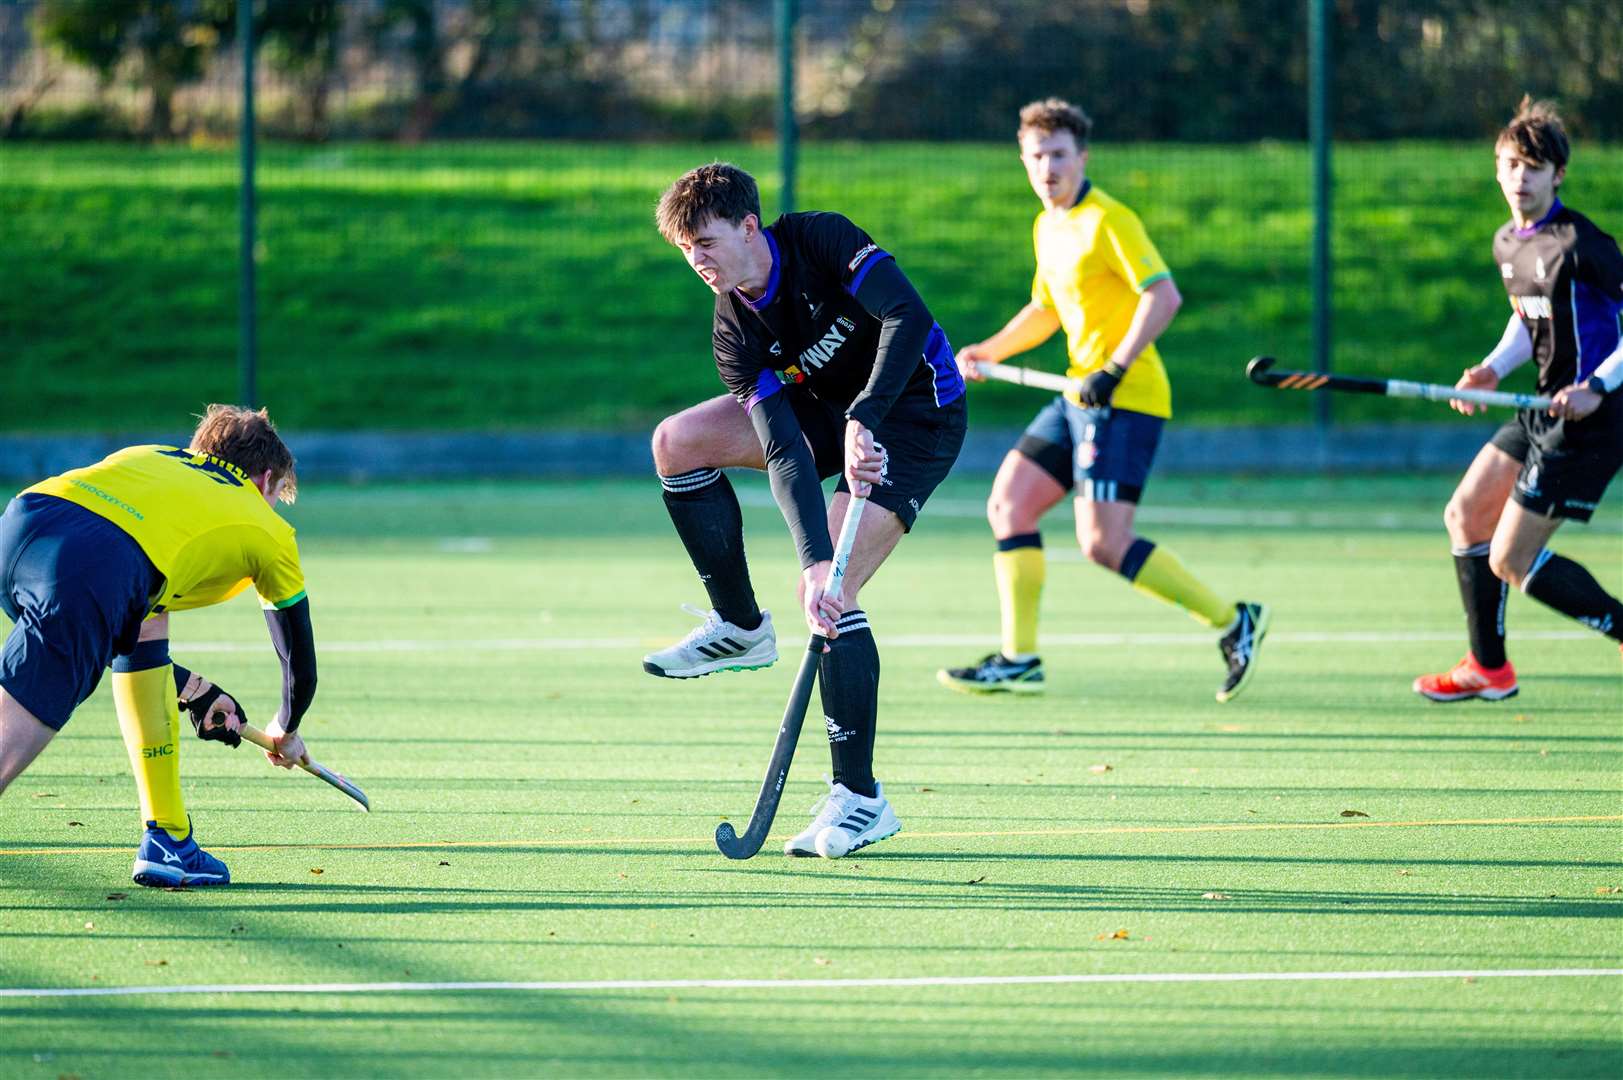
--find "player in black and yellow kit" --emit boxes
[1414,97,1623,701]
[938,98,1268,703]
[0,406,318,886]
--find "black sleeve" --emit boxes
[1579,225,1623,301]
[749,392,832,568]
[846,256,934,430]
[263,597,317,733]
[172,663,192,697]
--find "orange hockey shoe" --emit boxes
[1412,654,1518,702]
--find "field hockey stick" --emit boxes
[715,496,867,860]
[1246,355,1552,410]
[238,722,371,811]
[977,363,1083,395]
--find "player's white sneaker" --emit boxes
[785,779,900,858]
[642,605,776,679]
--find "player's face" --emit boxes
[1496,147,1563,221]
[676,215,758,295]
[1020,129,1087,210]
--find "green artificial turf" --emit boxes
[5,140,1622,434]
[1,474,1619,1078]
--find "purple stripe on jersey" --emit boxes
[740,230,782,311]
[1573,278,1623,381]
[924,323,966,406]
[846,249,892,296]
[1515,199,1563,239]
[745,367,783,413]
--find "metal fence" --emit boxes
[2,0,1620,437]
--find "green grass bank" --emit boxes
[5,140,1621,433]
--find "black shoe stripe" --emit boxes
[720,637,744,651]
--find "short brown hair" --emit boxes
[1018,98,1092,146]
[189,404,298,504]
[655,162,762,244]
[1496,94,1570,173]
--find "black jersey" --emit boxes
[712,212,963,429]
[1494,201,1623,396]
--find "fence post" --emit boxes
[238,0,258,408]
[1309,0,1332,428]
[776,0,798,215]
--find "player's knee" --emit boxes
[651,414,699,474]
[1487,545,1527,588]
[987,492,1034,535]
[1075,530,1122,570]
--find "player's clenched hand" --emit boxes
[179,673,244,748]
[799,560,843,640]
[1549,383,1603,422]
[1452,364,1499,416]
[844,419,884,498]
[263,716,308,770]
[956,342,996,382]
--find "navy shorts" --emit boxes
[1489,402,1623,523]
[1015,398,1165,503]
[0,494,162,730]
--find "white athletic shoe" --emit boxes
[642,605,776,679]
[785,779,901,859]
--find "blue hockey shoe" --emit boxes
[132,819,230,888]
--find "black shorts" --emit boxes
[790,390,967,530]
[1489,402,1623,523]
[1015,398,1165,504]
[0,494,163,730]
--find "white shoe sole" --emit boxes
[643,644,777,679]
[132,860,228,887]
[935,669,1045,696]
[1414,684,1519,702]
[1215,605,1271,703]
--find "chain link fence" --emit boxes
[3,0,1620,435]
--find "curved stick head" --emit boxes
[715,821,756,860]
[1245,356,1278,384]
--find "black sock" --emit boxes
[1453,543,1508,667]
[659,469,761,630]
[820,610,879,799]
[1523,549,1623,642]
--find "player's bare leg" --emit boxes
[645,395,777,678]
[938,451,1063,694]
[785,492,905,858]
[0,689,56,796]
[1494,500,1623,645]
[1417,444,1522,701]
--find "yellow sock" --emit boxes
[113,664,188,839]
[994,538,1045,658]
[1126,542,1235,629]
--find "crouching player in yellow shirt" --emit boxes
[939,98,1270,702]
[0,405,317,886]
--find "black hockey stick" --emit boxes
[715,496,867,860]
[1246,355,1551,409]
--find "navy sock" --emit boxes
[1452,543,1508,667]
[820,610,879,799]
[660,469,761,630]
[1523,549,1623,642]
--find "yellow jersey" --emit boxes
[25,445,307,614]
[1032,183,1174,418]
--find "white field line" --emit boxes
[2,968,1618,1000]
[174,628,1597,653]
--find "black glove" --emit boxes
[182,682,244,748]
[1078,361,1127,407]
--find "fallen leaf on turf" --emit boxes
[32,792,56,798]
[1095,928,1130,940]
[918,786,935,792]
[309,868,324,875]
[229,924,246,934]
[1339,810,1370,818]
[1218,724,1244,733]
[1245,809,1258,815]
[211,1051,232,1059]
[1089,764,1113,774]
[105,893,127,901]
[1201,892,1231,901]
[964,876,986,885]
[67,821,84,827]
[813,957,831,966]
[438,861,450,867]
[144,960,168,967]
[1595,886,1620,895]
[1397,870,1412,876]
[83,922,94,930]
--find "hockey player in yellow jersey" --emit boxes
[938,98,1270,703]
[0,405,318,886]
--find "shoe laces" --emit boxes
[675,604,724,646]
[805,776,858,828]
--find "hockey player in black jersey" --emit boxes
[645,163,966,856]
[1415,97,1623,702]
